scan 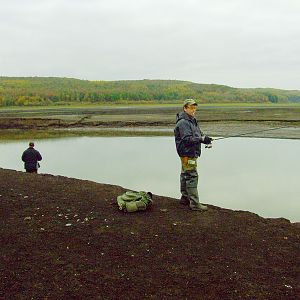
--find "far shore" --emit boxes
[0,104,299,140]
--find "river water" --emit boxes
[0,136,299,222]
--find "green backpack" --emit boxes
[117,191,153,212]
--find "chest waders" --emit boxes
[117,191,153,212]
[180,157,200,208]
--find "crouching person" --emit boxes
[22,142,42,173]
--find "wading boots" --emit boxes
[190,203,208,211]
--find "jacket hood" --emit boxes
[176,111,193,123]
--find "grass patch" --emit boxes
[1,102,300,111]
[0,129,174,141]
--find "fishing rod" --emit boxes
[205,125,292,148]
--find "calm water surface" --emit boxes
[0,137,299,222]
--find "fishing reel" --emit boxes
[204,136,213,149]
[205,137,213,149]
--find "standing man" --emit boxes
[22,142,42,173]
[174,99,212,211]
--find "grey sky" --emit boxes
[1,0,299,89]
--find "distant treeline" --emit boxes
[0,77,300,106]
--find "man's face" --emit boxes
[184,104,197,117]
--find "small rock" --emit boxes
[23,196,29,199]
[24,217,32,221]
[65,223,72,227]
[284,284,293,289]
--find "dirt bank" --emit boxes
[0,168,299,299]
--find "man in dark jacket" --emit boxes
[22,142,42,173]
[174,99,212,211]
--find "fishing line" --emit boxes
[214,125,292,141]
[205,125,295,148]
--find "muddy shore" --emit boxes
[1,105,300,139]
[0,168,299,299]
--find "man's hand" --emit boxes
[203,136,213,145]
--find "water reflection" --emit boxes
[0,137,299,222]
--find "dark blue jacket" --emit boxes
[174,112,205,158]
[22,148,42,171]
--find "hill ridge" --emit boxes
[1,76,300,106]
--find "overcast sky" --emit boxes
[0,0,299,89]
